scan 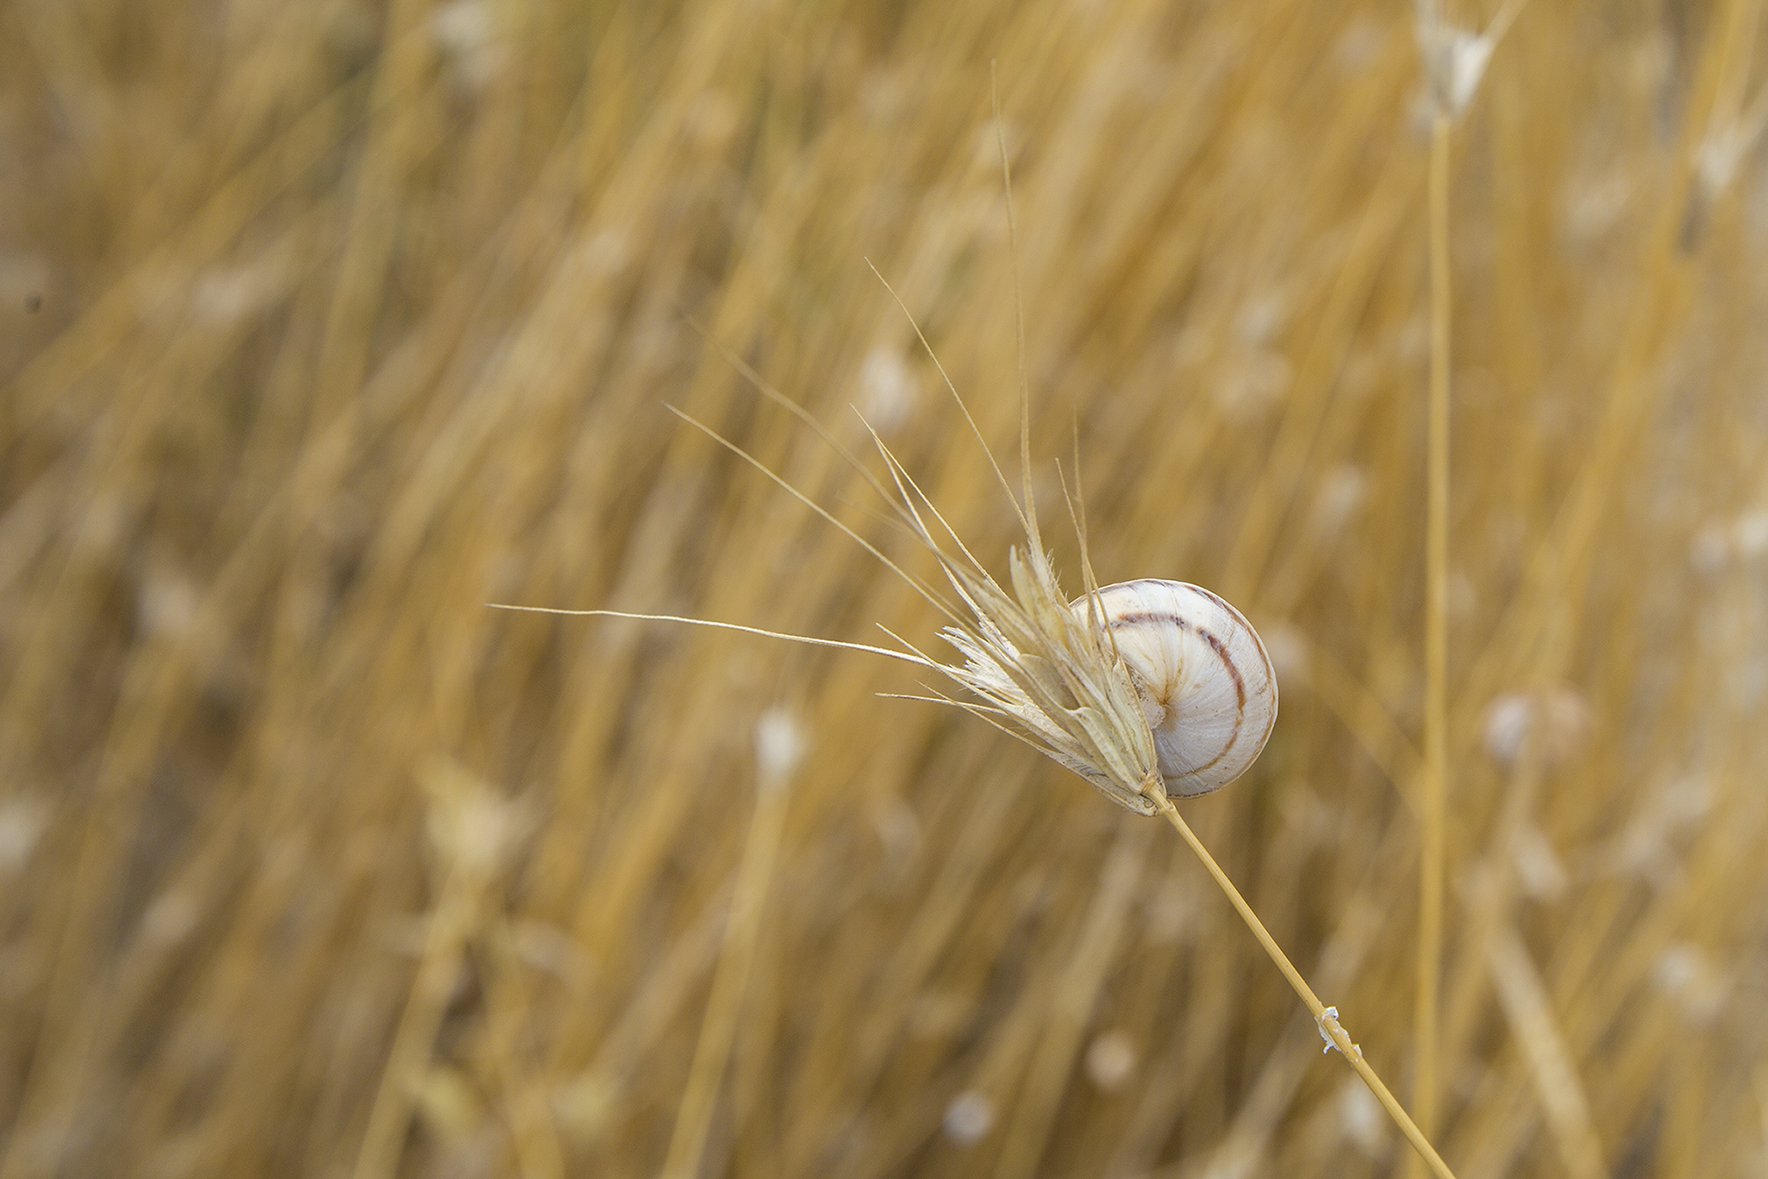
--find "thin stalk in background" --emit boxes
[1417,106,1454,1162]
[661,714,799,1179]
[1410,2,1529,1165]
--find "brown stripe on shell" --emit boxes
[1192,584,1275,694]
[1098,609,1245,775]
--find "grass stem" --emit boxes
[1416,108,1455,1166]
[1148,790,1457,1179]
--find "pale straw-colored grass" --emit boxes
[4,2,1768,1177]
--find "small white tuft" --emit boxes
[421,759,530,882]
[1084,1029,1138,1091]
[1260,622,1312,689]
[0,798,51,878]
[1309,465,1371,538]
[1234,289,1291,349]
[431,0,506,90]
[1510,826,1570,903]
[942,1090,996,1145]
[1413,0,1520,121]
[141,890,201,946]
[1481,688,1592,771]
[1690,509,1768,573]
[1427,29,1494,118]
[857,347,918,433]
[190,260,287,325]
[1653,943,1728,1026]
[1336,1075,1386,1154]
[754,707,807,787]
[1211,349,1291,420]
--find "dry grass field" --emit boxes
[5,1,1768,1175]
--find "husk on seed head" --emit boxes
[914,540,1168,815]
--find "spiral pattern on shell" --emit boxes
[1072,579,1278,798]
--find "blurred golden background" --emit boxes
[4,0,1768,1175]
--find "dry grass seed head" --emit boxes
[874,445,1166,815]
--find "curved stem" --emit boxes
[1147,790,1457,1179]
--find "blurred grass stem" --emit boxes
[1416,107,1454,1163]
[661,760,792,1179]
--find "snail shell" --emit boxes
[1072,579,1278,798]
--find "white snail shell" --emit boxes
[1072,579,1278,798]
